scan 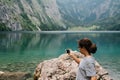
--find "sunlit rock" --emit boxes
[34,51,112,80]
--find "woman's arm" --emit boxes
[68,53,80,64]
[91,76,97,80]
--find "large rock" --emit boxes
[0,71,31,80]
[34,51,112,80]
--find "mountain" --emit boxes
[0,0,66,31]
[57,0,120,30]
[0,0,120,31]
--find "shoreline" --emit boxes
[0,30,120,34]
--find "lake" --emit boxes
[0,31,120,80]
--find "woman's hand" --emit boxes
[67,49,80,64]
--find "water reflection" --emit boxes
[0,32,120,57]
[0,32,120,56]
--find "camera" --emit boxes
[66,49,70,53]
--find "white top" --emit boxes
[76,56,96,80]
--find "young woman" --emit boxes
[67,38,97,80]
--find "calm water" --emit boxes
[0,31,120,79]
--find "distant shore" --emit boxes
[0,31,120,34]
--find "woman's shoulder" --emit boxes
[84,56,95,63]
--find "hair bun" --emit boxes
[89,44,97,53]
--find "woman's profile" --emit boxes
[67,38,97,80]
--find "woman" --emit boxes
[67,38,97,80]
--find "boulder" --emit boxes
[0,71,31,80]
[34,51,112,80]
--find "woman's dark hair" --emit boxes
[78,38,97,54]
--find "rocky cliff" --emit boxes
[0,0,66,31]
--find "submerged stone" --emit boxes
[0,71,31,80]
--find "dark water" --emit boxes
[0,31,120,79]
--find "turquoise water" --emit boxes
[0,31,120,79]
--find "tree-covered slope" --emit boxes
[57,0,120,30]
[95,14,120,30]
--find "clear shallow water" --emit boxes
[0,31,120,79]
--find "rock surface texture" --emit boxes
[0,71,31,80]
[34,51,112,80]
